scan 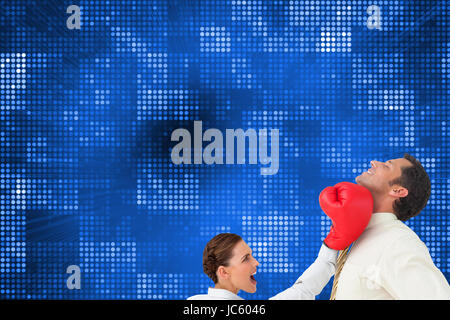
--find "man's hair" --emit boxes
[389,153,431,221]
[202,233,242,284]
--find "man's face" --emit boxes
[356,157,412,194]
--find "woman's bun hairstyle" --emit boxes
[202,233,242,284]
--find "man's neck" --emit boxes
[372,199,394,214]
[371,192,395,214]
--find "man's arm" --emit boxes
[380,235,450,300]
[269,244,337,300]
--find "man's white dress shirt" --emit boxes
[336,212,450,300]
[187,244,338,300]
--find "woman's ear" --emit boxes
[216,266,229,281]
[389,185,408,198]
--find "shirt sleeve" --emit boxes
[269,244,338,300]
[380,234,450,300]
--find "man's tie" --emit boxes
[330,246,350,300]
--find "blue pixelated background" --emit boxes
[0,0,448,299]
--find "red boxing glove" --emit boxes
[319,182,373,250]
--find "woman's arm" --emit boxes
[269,244,337,300]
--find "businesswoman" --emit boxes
[187,232,337,300]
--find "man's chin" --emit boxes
[355,175,369,188]
[355,175,363,185]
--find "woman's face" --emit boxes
[222,240,259,293]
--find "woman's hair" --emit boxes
[202,233,242,284]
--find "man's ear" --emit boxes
[388,185,408,198]
[216,266,230,281]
